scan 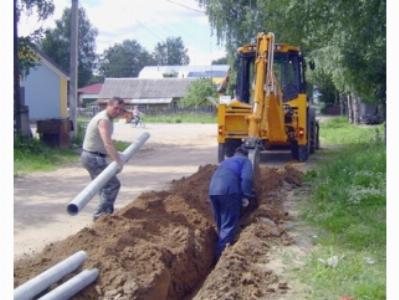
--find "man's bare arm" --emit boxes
[98,120,123,168]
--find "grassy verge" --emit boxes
[300,118,386,299]
[320,116,384,145]
[14,137,78,175]
[143,112,216,124]
[14,135,130,176]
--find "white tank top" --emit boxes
[82,110,113,154]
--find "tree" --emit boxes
[39,7,98,87]
[212,57,228,65]
[15,0,54,136]
[99,40,154,78]
[197,0,386,116]
[153,37,190,65]
[181,78,217,107]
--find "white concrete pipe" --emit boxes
[67,132,150,215]
[38,269,99,300]
[14,251,87,300]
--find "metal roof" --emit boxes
[139,64,229,79]
[98,78,194,99]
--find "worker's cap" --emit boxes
[235,145,249,156]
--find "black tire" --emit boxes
[225,139,242,158]
[218,139,242,162]
[291,142,299,160]
[297,145,309,161]
[291,142,309,161]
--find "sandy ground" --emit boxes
[14,123,217,259]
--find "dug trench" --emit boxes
[14,164,304,299]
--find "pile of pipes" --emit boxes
[14,251,97,300]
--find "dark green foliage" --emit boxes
[212,57,228,65]
[197,0,386,105]
[181,78,218,107]
[99,40,154,78]
[153,36,190,65]
[40,7,98,87]
[18,0,54,20]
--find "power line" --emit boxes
[164,0,206,14]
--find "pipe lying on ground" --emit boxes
[14,251,87,300]
[67,132,150,216]
[38,269,99,300]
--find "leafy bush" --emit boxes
[181,78,218,107]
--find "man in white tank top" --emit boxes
[81,96,125,220]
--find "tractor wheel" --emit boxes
[291,142,299,160]
[225,139,242,158]
[291,142,309,162]
[297,145,309,162]
[218,139,242,162]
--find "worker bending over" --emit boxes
[81,97,125,221]
[208,145,255,260]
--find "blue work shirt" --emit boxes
[209,154,254,197]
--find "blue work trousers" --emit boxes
[209,194,242,259]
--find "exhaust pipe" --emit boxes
[14,251,87,300]
[38,269,99,300]
[67,132,150,215]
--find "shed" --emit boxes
[21,48,69,121]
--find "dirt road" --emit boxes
[14,123,217,259]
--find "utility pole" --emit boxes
[69,0,79,137]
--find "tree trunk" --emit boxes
[347,94,353,123]
[352,94,360,124]
[339,93,346,116]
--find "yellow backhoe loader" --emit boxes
[217,32,319,168]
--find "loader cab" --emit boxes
[234,46,306,103]
[273,50,306,101]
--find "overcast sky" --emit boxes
[18,0,226,65]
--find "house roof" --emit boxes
[78,83,103,94]
[139,65,229,79]
[33,47,70,80]
[98,78,194,99]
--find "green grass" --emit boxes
[14,134,131,175]
[14,137,78,175]
[114,140,130,151]
[143,112,216,124]
[320,116,384,145]
[299,118,386,299]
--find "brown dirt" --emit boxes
[192,166,302,300]
[14,164,304,300]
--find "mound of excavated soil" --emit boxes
[193,166,303,300]
[14,164,304,300]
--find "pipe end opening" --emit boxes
[67,204,79,216]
